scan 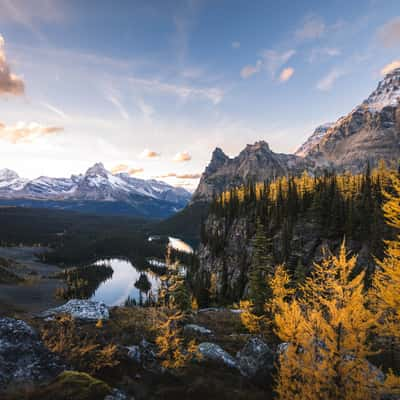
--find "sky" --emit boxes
[0,0,399,190]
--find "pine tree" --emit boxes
[248,218,273,314]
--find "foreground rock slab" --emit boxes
[198,342,237,368]
[0,317,64,390]
[41,299,109,321]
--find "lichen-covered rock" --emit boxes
[198,342,237,369]
[236,337,275,383]
[0,317,64,390]
[184,324,213,336]
[41,299,109,321]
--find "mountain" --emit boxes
[192,141,311,202]
[296,67,400,171]
[0,163,191,219]
[295,123,334,157]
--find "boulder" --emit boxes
[0,317,64,390]
[41,299,109,321]
[184,324,213,336]
[236,337,275,385]
[198,342,237,369]
[126,339,163,374]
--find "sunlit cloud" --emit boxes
[0,121,63,143]
[140,149,160,159]
[128,168,144,175]
[279,67,295,82]
[240,61,262,79]
[0,35,25,96]
[111,164,129,174]
[381,60,400,76]
[129,77,223,104]
[295,14,325,40]
[157,172,201,179]
[316,68,346,91]
[232,41,241,49]
[260,49,296,78]
[173,151,192,162]
[377,17,400,48]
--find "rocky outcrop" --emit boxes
[184,324,213,336]
[236,337,275,384]
[192,141,311,202]
[126,339,163,374]
[41,299,109,321]
[0,318,64,390]
[198,342,237,368]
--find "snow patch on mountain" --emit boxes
[295,123,334,157]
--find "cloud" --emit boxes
[240,61,262,79]
[309,47,341,63]
[0,121,63,143]
[279,67,295,82]
[41,101,68,118]
[232,41,241,49]
[295,14,325,40]
[157,172,201,179]
[0,35,25,95]
[111,164,129,174]
[128,168,144,175]
[381,60,400,76]
[260,49,296,77]
[140,149,160,159]
[173,151,192,162]
[378,17,400,48]
[129,77,223,104]
[106,95,129,120]
[316,68,346,91]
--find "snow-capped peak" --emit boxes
[0,168,19,181]
[362,67,400,112]
[295,123,334,157]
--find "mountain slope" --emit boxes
[0,163,191,219]
[297,68,400,171]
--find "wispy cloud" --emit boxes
[0,0,66,41]
[241,50,295,80]
[381,60,400,76]
[40,101,68,118]
[295,14,325,40]
[129,77,223,104]
[377,17,400,48]
[0,35,25,96]
[309,47,341,63]
[106,94,129,120]
[240,61,262,79]
[111,164,129,174]
[260,49,296,77]
[0,121,63,143]
[316,68,346,91]
[172,151,192,162]
[128,168,144,175]
[279,67,295,82]
[232,41,241,49]
[157,172,200,179]
[140,149,160,159]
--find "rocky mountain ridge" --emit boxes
[0,163,191,218]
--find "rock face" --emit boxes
[126,339,163,374]
[0,318,64,390]
[299,68,400,172]
[192,141,311,202]
[198,342,237,368]
[41,299,110,321]
[236,337,275,383]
